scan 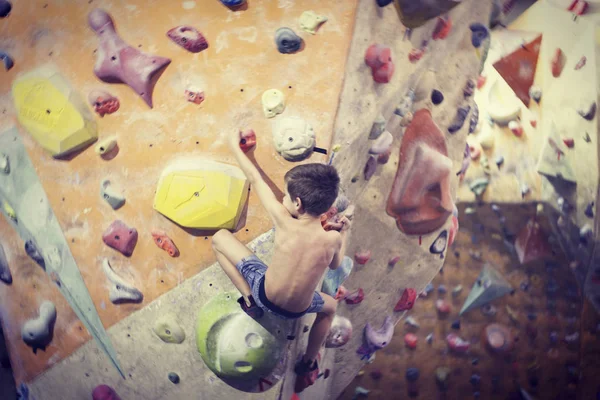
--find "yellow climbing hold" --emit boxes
[332,144,342,152]
[299,11,327,35]
[153,158,249,230]
[12,67,98,158]
[261,89,285,118]
[2,201,16,222]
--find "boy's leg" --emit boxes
[211,229,254,305]
[303,293,337,364]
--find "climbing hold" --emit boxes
[563,138,574,148]
[0,50,14,70]
[448,105,470,134]
[470,374,481,387]
[451,320,460,330]
[481,304,497,316]
[580,224,593,244]
[388,256,400,267]
[446,333,470,353]
[394,90,415,117]
[469,178,489,197]
[436,299,451,314]
[369,114,386,140]
[429,230,448,257]
[437,284,447,295]
[299,11,327,34]
[370,369,383,380]
[404,333,418,349]
[95,136,118,157]
[408,48,424,63]
[168,372,180,384]
[0,153,9,174]
[432,16,452,40]
[92,385,121,400]
[431,89,444,105]
[334,194,350,213]
[460,264,513,315]
[358,316,394,356]
[88,9,171,108]
[354,250,371,265]
[0,1,11,18]
[376,0,393,6]
[578,101,596,120]
[88,90,120,117]
[508,120,523,137]
[326,315,353,348]
[575,56,586,70]
[262,89,285,118]
[551,48,565,77]
[364,156,377,180]
[345,288,365,305]
[220,0,246,6]
[238,129,256,153]
[478,124,494,150]
[102,220,138,257]
[25,240,45,269]
[426,333,433,344]
[469,103,479,134]
[274,27,302,54]
[21,301,56,353]
[457,143,471,179]
[387,109,452,235]
[0,244,11,284]
[273,116,315,161]
[354,386,370,397]
[448,210,458,247]
[368,130,393,154]
[151,230,180,257]
[483,323,514,355]
[365,44,394,84]
[477,75,487,89]
[12,68,98,158]
[530,118,537,128]
[515,219,551,265]
[100,179,125,210]
[520,182,530,198]
[421,283,434,297]
[153,315,185,343]
[463,79,475,98]
[405,316,420,329]
[394,288,417,311]
[469,23,489,48]
[529,85,542,103]
[406,367,420,382]
[585,202,594,218]
[435,367,451,390]
[101,259,143,304]
[185,86,205,105]
[167,26,208,53]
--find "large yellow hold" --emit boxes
[12,67,97,158]
[153,159,249,230]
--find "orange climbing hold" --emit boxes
[151,230,180,257]
[239,129,256,153]
[355,250,371,265]
[432,17,452,40]
[404,333,418,349]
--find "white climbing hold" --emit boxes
[368,130,393,154]
[529,85,542,103]
[405,316,420,329]
[101,258,143,304]
[262,89,285,118]
[299,11,327,34]
[95,136,117,156]
[21,301,56,351]
[273,116,316,161]
[0,153,9,174]
[477,123,494,149]
[488,80,521,125]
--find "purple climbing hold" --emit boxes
[469,23,489,48]
[0,51,13,70]
[0,0,11,18]
[364,156,377,180]
[469,103,479,134]
[470,374,481,387]
[585,202,594,218]
[448,105,470,134]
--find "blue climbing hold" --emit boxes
[376,0,394,6]
[275,27,302,54]
[0,51,13,71]
[451,320,461,330]
[0,0,11,18]
[406,367,420,382]
[469,23,489,48]
[220,0,246,6]
[470,374,481,386]
[437,284,447,295]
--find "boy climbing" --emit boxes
[211,130,351,391]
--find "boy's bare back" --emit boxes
[264,217,340,313]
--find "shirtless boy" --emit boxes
[211,130,350,386]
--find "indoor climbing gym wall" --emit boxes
[4,0,598,400]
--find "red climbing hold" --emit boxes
[365,44,394,83]
[355,250,371,265]
[377,147,392,164]
[432,17,452,40]
[408,48,424,63]
[102,220,138,257]
[394,288,417,311]
[563,138,574,148]
[239,129,256,153]
[446,333,470,353]
[92,385,121,400]
[335,285,349,300]
[551,48,565,78]
[345,288,365,305]
[477,75,487,89]
[436,299,451,314]
[404,333,418,349]
[568,0,588,15]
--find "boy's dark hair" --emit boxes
[284,163,340,216]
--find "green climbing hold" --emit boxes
[469,178,489,196]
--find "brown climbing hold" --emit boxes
[93,384,122,400]
[365,44,394,83]
[364,156,377,180]
[102,220,138,257]
[151,230,180,257]
[432,16,452,40]
[551,48,565,78]
[345,288,365,305]
[394,288,417,311]
[355,250,371,265]
[239,129,256,153]
[514,219,551,265]
[386,109,452,235]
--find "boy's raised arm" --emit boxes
[227,130,289,225]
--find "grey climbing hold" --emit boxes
[0,243,12,284]
[529,85,542,103]
[448,105,470,134]
[100,179,126,210]
[364,156,377,180]
[431,89,444,105]
[585,202,594,218]
[369,114,386,140]
[405,316,420,329]
[168,372,180,384]
[578,101,596,120]
[0,153,9,174]
[430,230,447,256]
[101,258,143,304]
[495,155,504,168]
[153,315,186,344]
[460,264,513,315]
[394,90,415,117]
[469,178,489,196]
[274,27,302,54]
[334,194,350,213]
[452,285,463,297]
[469,103,479,134]
[21,301,56,353]
[0,51,14,70]
[25,240,45,269]
[354,386,370,397]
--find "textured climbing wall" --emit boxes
[0,0,357,385]
[340,204,586,400]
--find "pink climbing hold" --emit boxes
[345,288,365,305]
[365,44,394,83]
[167,26,209,53]
[469,142,482,160]
[102,220,138,257]
[509,120,523,137]
[355,250,371,265]
[92,385,121,400]
[394,288,416,311]
[435,299,451,314]
[477,75,487,89]
[88,8,171,108]
[563,138,574,148]
[447,333,470,353]
[404,333,418,349]
[575,56,586,70]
